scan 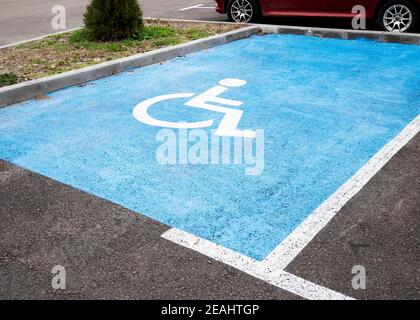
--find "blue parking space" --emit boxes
[1,34,419,260]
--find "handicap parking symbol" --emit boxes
[132,78,256,138]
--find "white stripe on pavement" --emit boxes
[162,228,354,300]
[179,4,216,11]
[162,115,420,300]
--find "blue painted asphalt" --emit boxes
[0,34,419,260]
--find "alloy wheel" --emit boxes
[383,4,413,32]
[230,0,254,23]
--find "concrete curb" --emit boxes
[0,26,259,108]
[1,22,420,108]
[258,24,420,44]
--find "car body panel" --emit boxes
[215,0,420,20]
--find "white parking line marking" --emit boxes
[162,115,420,299]
[179,4,216,11]
[162,228,354,300]
[262,115,420,270]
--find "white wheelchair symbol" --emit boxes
[133,78,256,138]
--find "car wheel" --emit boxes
[377,0,418,33]
[227,0,260,23]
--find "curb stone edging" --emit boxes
[0,25,259,108]
[1,23,420,108]
[258,24,420,44]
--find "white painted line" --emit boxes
[162,115,420,299]
[179,4,215,11]
[262,115,420,270]
[162,228,353,300]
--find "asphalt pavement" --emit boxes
[1,0,419,300]
[1,134,418,299]
[0,0,224,46]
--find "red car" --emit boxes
[215,0,420,32]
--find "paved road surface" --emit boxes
[1,134,418,299]
[0,0,224,46]
[2,0,419,46]
[1,0,419,301]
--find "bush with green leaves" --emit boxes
[84,0,144,41]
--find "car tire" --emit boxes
[377,0,418,33]
[227,0,260,23]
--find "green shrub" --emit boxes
[84,0,144,41]
[0,73,19,87]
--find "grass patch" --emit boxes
[183,27,213,40]
[141,25,176,39]
[0,73,20,87]
[0,21,243,86]
[71,25,181,49]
